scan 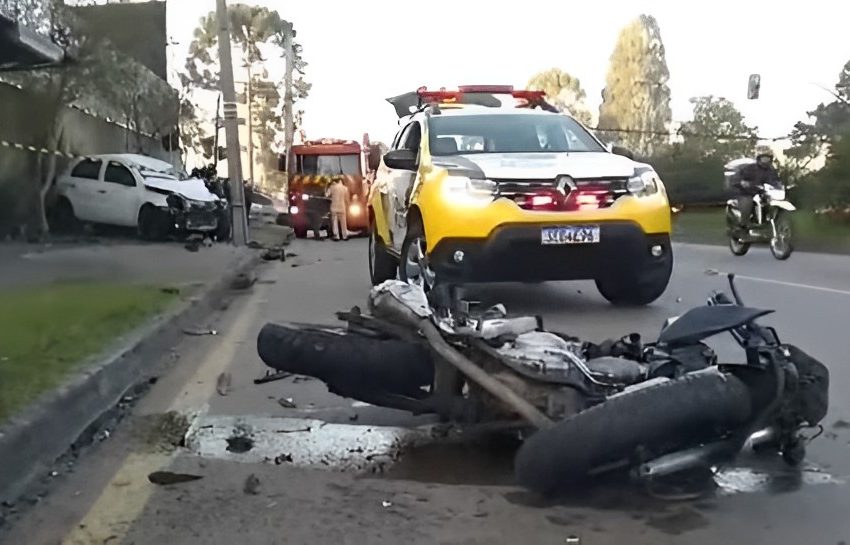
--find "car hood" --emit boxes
[433,152,638,179]
[144,177,218,202]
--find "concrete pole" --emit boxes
[216,0,249,246]
[246,62,254,186]
[282,21,294,197]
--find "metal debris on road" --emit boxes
[231,273,256,290]
[243,474,261,495]
[216,372,233,396]
[161,287,180,295]
[183,327,218,336]
[381,500,393,508]
[565,537,581,544]
[148,471,203,485]
[278,398,297,409]
[254,370,292,384]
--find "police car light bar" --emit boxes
[417,86,546,104]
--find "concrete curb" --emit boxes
[0,249,261,504]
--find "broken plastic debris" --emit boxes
[216,372,232,396]
[183,328,218,336]
[243,474,261,495]
[278,398,296,409]
[148,471,203,485]
[705,268,721,276]
[381,501,393,508]
[565,537,581,544]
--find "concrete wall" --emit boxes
[0,80,177,236]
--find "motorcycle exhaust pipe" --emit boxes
[636,428,777,479]
[637,440,733,479]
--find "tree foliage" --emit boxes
[527,68,592,125]
[598,14,672,156]
[679,96,757,161]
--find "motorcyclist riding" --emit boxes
[735,145,782,227]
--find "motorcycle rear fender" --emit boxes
[772,200,796,211]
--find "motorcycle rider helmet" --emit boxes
[755,145,774,166]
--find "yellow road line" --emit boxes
[61,282,268,545]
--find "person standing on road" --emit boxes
[326,178,351,241]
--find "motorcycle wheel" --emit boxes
[514,372,752,496]
[256,322,434,398]
[729,235,750,256]
[770,212,793,260]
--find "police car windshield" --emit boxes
[429,114,604,155]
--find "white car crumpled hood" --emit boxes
[144,177,219,202]
[451,152,637,179]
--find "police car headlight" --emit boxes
[442,175,496,205]
[628,167,660,197]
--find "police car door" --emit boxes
[387,121,421,252]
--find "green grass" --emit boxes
[0,283,178,422]
[672,208,850,254]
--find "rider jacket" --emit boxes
[738,163,782,195]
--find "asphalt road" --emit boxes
[3,239,850,545]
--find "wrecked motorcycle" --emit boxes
[256,276,829,495]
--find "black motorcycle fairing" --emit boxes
[658,305,774,347]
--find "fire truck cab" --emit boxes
[285,139,370,238]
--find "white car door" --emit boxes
[62,158,105,222]
[101,160,142,226]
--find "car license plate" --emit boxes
[541,225,600,245]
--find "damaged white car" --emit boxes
[53,154,230,240]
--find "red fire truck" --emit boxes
[284,137,373,238]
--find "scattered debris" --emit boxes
[49,471,58,478]
[278,398,297,409]
[381,501,393,508]
[676,297,683,303]
[257,279,278,285]
[216,372,233,396]
[292,376,312,384]
[203,237,213,248]
[290,263,300,268]
[248,240,264,249]
[161,286,181,295]
[231,273,256,290]
[243,474,262,495]
[184,240,201,253]
[267,501,278,508]
[834,420,850,429]
[148,471,203,485]
[285,252,297,258]
[183,327,218,336]
[349,413,359,422]
[261,248,283,261]
[565,537,581,544]
[274,453,293,465]
[254,370,292,384]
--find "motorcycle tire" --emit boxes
[256,322,434,398]
[769,212,793,260]
[514,371,752,496]
[729,236,750,256]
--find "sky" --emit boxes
[165,0,850,146]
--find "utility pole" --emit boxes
[213,93,221,170]
[216,0,248,246]
[245,62,255,185]
[282,21,294,197]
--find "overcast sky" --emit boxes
[166,0,850,146]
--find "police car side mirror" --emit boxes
[611,145,635,160]
[384,149,417,171]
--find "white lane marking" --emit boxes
[733,274,850,297]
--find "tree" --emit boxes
[597,14,672,157]
[527,68,592,125]
[184,4,308,187]
[786,60,850,173]
[679,96,758,161]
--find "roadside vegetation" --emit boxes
[0,283,177,421]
